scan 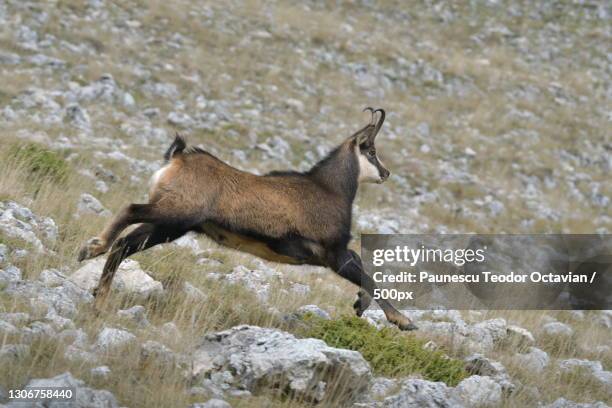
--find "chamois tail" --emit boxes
[164,133,187,162]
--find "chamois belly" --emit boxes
[197,221,322,265]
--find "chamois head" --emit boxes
[352,108,390,184]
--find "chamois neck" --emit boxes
[307,141,359,202]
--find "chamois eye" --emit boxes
[368,149,376,157]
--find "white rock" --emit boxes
[218,265,282,302]
[286,98,305,113]
[506,325,535,347]
[76,193,111,217]
[141,340,177,367]
[14,372,118,407]
[94,327,136,352]
[117,305,150,327]
[543,397,610,408]
[183,282,207,301]
[0,201,58,252]
[514,347,550,373]
[70,258,163,297]
[191,325,371,402]
[190,399,232,408]
[290,282,310,296]
[558,359,612,390]
[159,321,182,341]
[454,375,502,407]
[167,111,193,128]
[0,312,30,326]
[464,354,515,393]
[174,232,203,255]
[542,321,574,338]
[0,243,7,263]
[65,104,91,130]
[296,304,331,320]
[95,180,109,193]
[0,321,19,336]
[90,365,111,379]
[0,265,22,284]
[381,378,464,407]
[369,377,397,399]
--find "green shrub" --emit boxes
[299,315,468,386]
[9,143,69,183]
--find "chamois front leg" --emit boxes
[78,204,157,262]
[329,248,417,331]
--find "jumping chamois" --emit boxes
[78,108,417,330]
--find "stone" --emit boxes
[506,325,535,348]
[454,375,502,407]
[0,312,30,326]
[514,347,549,373]
[117,305,150,327]
[0,244,7,263]
[174,232,203,254]
[94,327,136,352]
[369,377,397,399]
[542,321,574,338]
[381,378,464,407]
[76,193,111,217]
[183,282,207,301]
[543,398,610,408]
[191,325,371,402]
[558,359,612,391]
[90,366,111,379]
[190,399,232,408]
[464,354,515,393]
[65,104,91,130]
[0,201,58,252]
[140,340,177,368]
[5,372,117,407]
[0,265,21,284]
[295,304,331,320]
[4,279,91,319]
[70,258,163,297]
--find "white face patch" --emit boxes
[356,146,381,183]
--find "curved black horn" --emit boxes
[363,106,376,124]
[373,108,385,135]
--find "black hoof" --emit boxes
[77,247,88,262]
[353,299,364,317]
[398,322,418,331]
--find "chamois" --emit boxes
[78,108,417,330]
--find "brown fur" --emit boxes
[149,143,354,246]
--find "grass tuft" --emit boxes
[8,143,69,185]
[299,314,468,386]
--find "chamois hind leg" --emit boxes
[328,248,417,331]
[78,203,162,262]
[93,223,187,308]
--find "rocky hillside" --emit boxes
[0,0,610,407]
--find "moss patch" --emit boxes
[299,315,468,386]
